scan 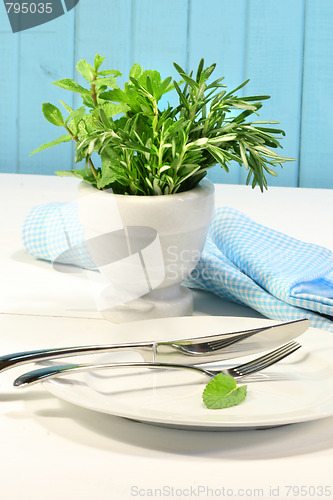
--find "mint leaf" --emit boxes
[94,76,118,89]
[59,100,73,114]
[100,102,129,118]
[129,63,142,80]
[202,373,247,409]
[98,69,122,77]
[30,134,72,155]
[99,88,130,104]
[205,385,247,409]
[55,168,97,184]
[76,59,95,82]
[94,53,106,71]
[65,106,86,134]
[53,79,90,95]
[42,103,64,127]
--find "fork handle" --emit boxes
[14,362,213,388]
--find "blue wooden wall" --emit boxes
[1,0,333,188]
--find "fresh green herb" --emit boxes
[202,373,247,409]
[31,54,294,195]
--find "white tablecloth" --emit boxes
[0,174,332,500]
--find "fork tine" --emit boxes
[238,342,298,371]
[234,341,301,376]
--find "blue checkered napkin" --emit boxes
[22,202,96,270]
[185,207,333,332]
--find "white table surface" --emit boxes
[1,173,333,500]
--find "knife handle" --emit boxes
[0,342,154,373]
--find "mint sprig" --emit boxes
[202,373,247,409]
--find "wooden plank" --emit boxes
[71,0,132,172]
[241,0,305,189]
[299,0,333,188]
[74,0,187,97]
[0,8,19,173]
[73,0,132,81]
[187,0,247,185]
[130,0,188,109]
[73,0,189,173]
[17,11,76,175]
[3,0,332,190]
[131,0,188,70]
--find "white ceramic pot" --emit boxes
[78,179,215,322]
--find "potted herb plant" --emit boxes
[31,54,292,322]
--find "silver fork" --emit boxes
[14,341,301,388]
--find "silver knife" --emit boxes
[0,318,309,372]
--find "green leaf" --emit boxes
[188,137,209,147]
[96,152,126,189]
[201,63,216,81]
[240,95,271,102]
[76,59,95,82]
[196,58,205,83]
[64,106,85,128]
[55,167,97,185]
[94,53,106,71]
[158,76,173,98]
[206,145,228,168]
[224,79,250,98]
[81,95,95,108]
[239,141,249,168]
[232,102,258,111]
[202,374,247,409]
[173,80,190,110]
[59,100,73,114]
[98,69,122,77]
[99,88,130,104]
[253,126,286,136]
[55,169,84,179]
[173,62,198,90]
[208,134,237,144]
[41,103,65,126]
[146,75,154,96]
[53,79,90,95]
[100,101,129,117]
[30,134,72,155]
[129,63,142,80]
[263,164,278,176]
[93,76,118,89]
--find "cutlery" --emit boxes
[0,318,309,373]
[14,341,302,387]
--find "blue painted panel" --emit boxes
[241,0,305,188]
[0,6,19,173]
[18,12,76,175]
[72,0,133,171]
[74,0,188,92]
[74,0,132,82]
[187,0,247,185]
[131,0,188,68]
[299,0,333,188]
[131,0,188,109]
[1,0,333,188]
[72,0,189,173]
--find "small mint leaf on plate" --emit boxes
[202,373,247,409]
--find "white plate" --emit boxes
[42,316,333,431]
